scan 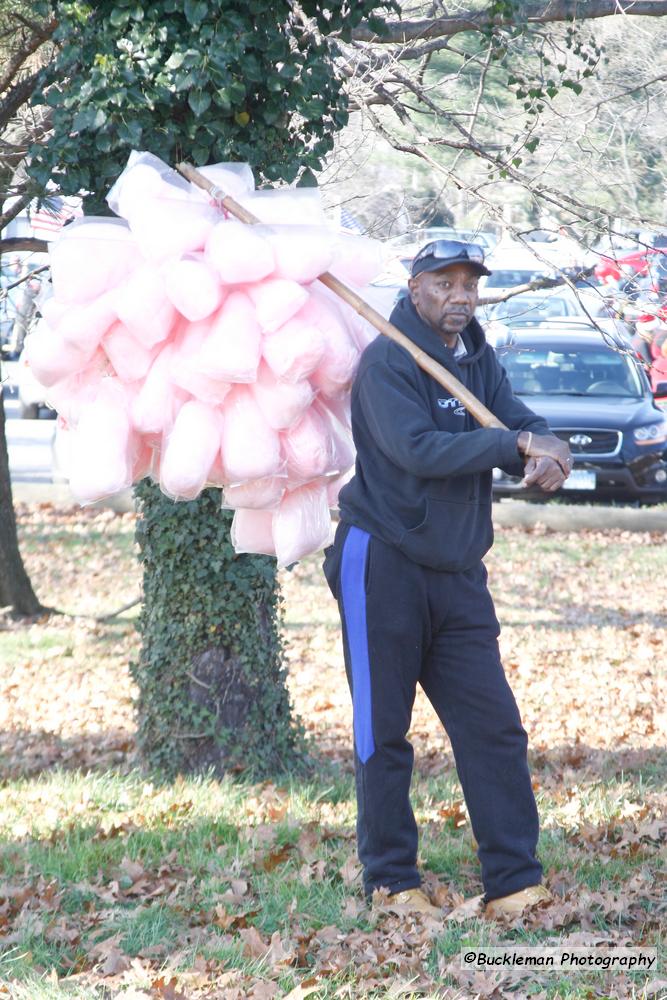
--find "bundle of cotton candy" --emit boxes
[160,400,222,501]
[230,480,332,567]
[252,362,313,430]
[67,378,136,504]
[50,218,142,305]
[305,291,361,398]
[196,291,261,382]
[31,150,387,564]
[221,386,283,484]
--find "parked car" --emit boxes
[484,286,633,343]
[493,327,667,503]
[387,226,498,259]
[477,250,556,318]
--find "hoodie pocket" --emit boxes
[398,497,493,571]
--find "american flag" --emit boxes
[338,205,365,235]
[29,195,83,239]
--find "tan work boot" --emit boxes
[378,886,442,919]
[484,884,552,920]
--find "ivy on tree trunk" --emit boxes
[132,481,303,777]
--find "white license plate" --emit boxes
[563,469,596,490]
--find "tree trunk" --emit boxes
[132,481,305,779]
[0,375,44,616]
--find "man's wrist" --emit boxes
[517,431,531,455]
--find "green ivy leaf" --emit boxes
[184,0,208,25]
[188,91,212,115]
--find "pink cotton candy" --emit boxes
[23,320,90,387]
[171,319,232,404]
[68,378,135,503]
[315,281,378,350]
[160,400,222,501]
[132,434,160,483]
[221,386,282,484]
[163,255,224,321]
[131,345,185,434]
[57,294,117,358]
[305,293,359,397]
[102,320,156,383]
[252,362,313,430]
[330,234,385,286]
[128,198,220,262]
[230,508,276,557]
[247,279,309,333]
[281,406,334,484]
[197,291,261,383]
[39,296,70,327]
[261,313,325,383]
[205,220,275,284]
[273,482,332,567]
[114,264,177,348]
[260,225,335,284]
[222,475,286,510]
[314,399,355,476]
[49,219,141,305]
[44,353,109,425]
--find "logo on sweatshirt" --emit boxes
[438,397,465,417]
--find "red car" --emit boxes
[596,246,667,289]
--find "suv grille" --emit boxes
[554,430,621,455]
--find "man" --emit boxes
[323,240,572,920]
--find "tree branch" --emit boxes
[0,238,48,256]
[0,194,33,232]
[350,1,667,44]
[0,72,41,131]
[0,18,57,96]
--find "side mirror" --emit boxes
[653,381,667,397]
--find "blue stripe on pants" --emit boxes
[340,526,375,764]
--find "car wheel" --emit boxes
[19,400,39,420]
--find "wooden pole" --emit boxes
[176,162,508,431]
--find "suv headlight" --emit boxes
[634,422,667,444]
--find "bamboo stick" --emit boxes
[176,161,508,431]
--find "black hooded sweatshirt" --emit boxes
[337,295,550,572]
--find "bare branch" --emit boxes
[0,238,48,258]
[350,1,667,44]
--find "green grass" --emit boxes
[0,766,663,998]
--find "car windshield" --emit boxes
[498,344,643,397]
[484,269,549,288]
[490,296,575,323]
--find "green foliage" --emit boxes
[132,482,303,778]
[29,0,393,203]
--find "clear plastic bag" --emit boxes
[273,482,333,567]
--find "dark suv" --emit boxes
[493,328,667,503]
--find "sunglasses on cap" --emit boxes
[412,239,486,268]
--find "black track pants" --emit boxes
[323,521,543,901]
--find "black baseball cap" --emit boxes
[411,239,492,278]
